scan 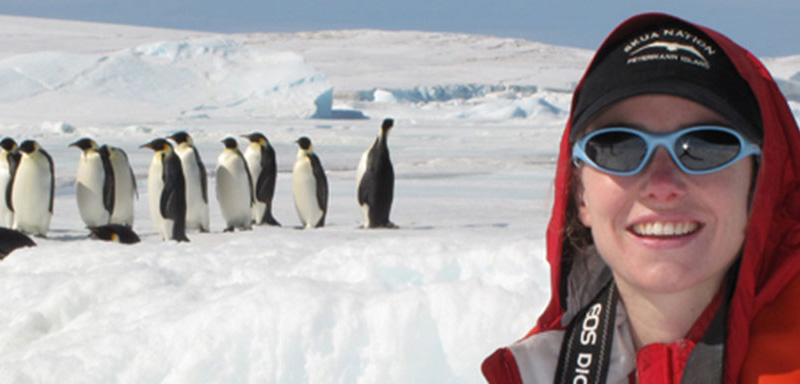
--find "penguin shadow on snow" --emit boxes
[463,223,510,229]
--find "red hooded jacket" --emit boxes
[482,13,800,383]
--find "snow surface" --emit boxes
[0,16,797,384]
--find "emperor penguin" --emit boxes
[12,140,54,237]
[356,118,396,228]
[242,132,280,226]
[88,224,140,244]
[216,137,253,232]
[70,137,113,228]
[103,145,137,227]
[168,131,209,232]
[0,227,36,260]
[141,138,189,242]
[292,136,328,229]
[0,138,20,228]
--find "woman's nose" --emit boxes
[639,148,687,203]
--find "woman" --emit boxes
[482,13,800,383]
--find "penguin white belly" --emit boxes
[293,157,323,228]
[0,160,13,227]
[12,157,52,236]
[75,152,109,227]
[243,147,266,222]
[216,152,251,229]
[109,149,135,227]
[178,149,209,231]
[147,157,170,240]
[356,148,371,227]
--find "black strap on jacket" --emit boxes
[554,282,619,384]
[553,275,733,384]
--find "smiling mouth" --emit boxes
[630,221,701,237]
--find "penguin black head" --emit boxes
[296,136,312,150]
[69,137,98,151]
[243,132,268,144]
[88,224,141,244]
[168,131,192,145]
[140,138,173,152]
[0,227,36,259]
[221,137,239,149]
[18,140,39,154]
[0,138,17,151]
[382,118,394,131]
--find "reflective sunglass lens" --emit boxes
[674,131,741,171]
[585,132,647,173]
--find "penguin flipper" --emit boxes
[357,168,373,207]
[161,155,189,242]
[194,148,208,204]
[130,166,138,198]
[6,152,19,212]
[309,153,328,227]
[99,146,115,215]
[160,155,181,221]
[43,149,55,214]
[255,165,276,205]
[239,150,255,205]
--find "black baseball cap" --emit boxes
[569,15,762,145]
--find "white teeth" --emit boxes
[632,222,699,237]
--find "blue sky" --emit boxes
[1,0,797,57]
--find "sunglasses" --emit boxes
[572,126,761,176]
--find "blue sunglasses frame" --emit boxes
[572,126,761,176]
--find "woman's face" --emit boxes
[577,94,754,295]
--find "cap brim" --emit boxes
[569,79,761,145]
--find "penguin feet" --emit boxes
[223,225,252,232]
[382,222,399,229]
[363,221,399,229]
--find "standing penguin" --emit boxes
[216,137,253,232]
[168,131,209,232]
[0,138,20,228]
[356,118,397,228]
[141,138,189,242]
[103,145,137,227]
[242,132,280,226]
[12,140,54,237]
[70,137,113,228]
[292,136,328,229]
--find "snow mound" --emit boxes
[0,37,332,119]
[778,77,800,102]
[358,85,572,120]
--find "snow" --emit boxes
[0,16,797,384]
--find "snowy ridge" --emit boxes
[0,37,332,121]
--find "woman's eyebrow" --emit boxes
[680,120,732,129]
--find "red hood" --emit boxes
[532,13,800,382]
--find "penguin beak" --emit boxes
[140,142,153,150]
